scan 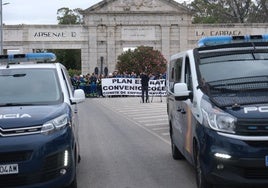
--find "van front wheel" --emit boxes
[170,130,184,160]
[66,150,78,188]
[194,146,213,188]
[66,176,77,188]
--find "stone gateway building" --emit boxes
[3,0,268,75]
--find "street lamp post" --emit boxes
[0,0,3,55]
[0,0,10,55]
[100,56,104,75]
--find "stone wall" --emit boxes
[3,19,268,75]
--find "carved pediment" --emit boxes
[118,0,168,11]
[84,0,191,14]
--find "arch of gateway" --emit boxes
[3,0,268,75]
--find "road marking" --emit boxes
[138,119,167,123]
[126,112,166,116]
[152,127,169,131]
[162,133,170,136]
[95,97,171,145]
[133,115,167,120]
[144,122,168,127]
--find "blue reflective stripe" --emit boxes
[198,34,268,47]
[25,53,56,61]
[0,53,56,63]
[198,35,232,47]
[262,34,268,40]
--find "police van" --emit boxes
[0,53,85,188]
[167,35,268,188]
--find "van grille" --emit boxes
[0,150,72,187]
[0,151,32,163]
[0,125,42,137]
[244,168,268,179]
[236,119,268,136]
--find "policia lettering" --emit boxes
[244,106,268,114]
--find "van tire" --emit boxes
[67,176,77,188]
[170,128,185,160]
[194,145,213,188]
[66,148,78,188]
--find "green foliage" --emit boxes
[188,0,260,23]
[50,49,81,70]
[248,0,268,23]
[57,7,83,24]
[55,7,82,73]
[116,46,167,75]
[68,69,81,77]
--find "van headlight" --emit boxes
[201,98,236,134]
[41,114,69,135]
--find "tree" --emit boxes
[50,49,81,70]
[189,0,255,23]
[57,7,83,24]
[248,0,268,22]
[51,8,83,71]
[116,46,167,75]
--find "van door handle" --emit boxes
[181,109,186,114]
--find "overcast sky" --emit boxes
[3,0,189,25]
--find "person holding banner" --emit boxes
[140,72,150,103]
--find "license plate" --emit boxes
[0,164,19,175]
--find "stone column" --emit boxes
[161,26,170,62]
[81,45,89,75]
[107,26,116,72]
[179,26,188,51]
[86,26,98,74]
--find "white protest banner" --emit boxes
[102,78,166,96]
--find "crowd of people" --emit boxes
[71,70,166,98]
[71,73,102,97]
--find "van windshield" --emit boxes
[199,52,268,83]
[0,68,62,106]
[198,51,268,107]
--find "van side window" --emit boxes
[185,57,193,91]
[61,67,74,98]
[171,67,174,80]
[169,58,183,92]
[175,58,182,83]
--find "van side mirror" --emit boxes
[71,89,85,104]
[174,83,192,101]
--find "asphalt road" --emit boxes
[76,97,196,188]
[75,97,268,188]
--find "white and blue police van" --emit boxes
[167,35,268,188]
[0,53,85,188]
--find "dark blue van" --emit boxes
[0,53,85,188]
[167,35,268,188]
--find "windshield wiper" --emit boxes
[208,76,268,93]
[0,103,34,107]
[0,74,26,77]
[208,84,238,93]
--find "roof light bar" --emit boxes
[198,34,268,47]
[0,53,56,64]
